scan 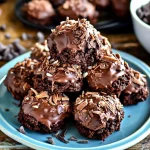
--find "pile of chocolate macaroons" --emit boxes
[4,19,148,141]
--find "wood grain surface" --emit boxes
[0,0,150,150]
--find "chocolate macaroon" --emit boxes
[30,40,50,61]
[47,18,111,70]
[87,54,131,96]
[74,92,124,140]
[33,58,83,93]
[4,59,40,100]
[57,0,99,24]
[18,89,70,133]
[22,0,55,25]
[120,69,149,105]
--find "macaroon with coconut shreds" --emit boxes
[74,91,124,140]
[18,89,70,133]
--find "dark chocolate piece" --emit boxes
[5,108,9,112]
[0,24,7,31]
[18,89,70,133]
[21,33,28,41]
[53,133,69,144]
[37,32,45,43]
[5,33,11,39]
[77,140,89,144]
[136,1,150,25]
[74,92,124,140]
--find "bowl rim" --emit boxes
[130,0,150,29]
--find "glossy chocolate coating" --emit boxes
[48,18,111,69]
[4,58,40,100]
[33,57,83,93]
[21,89,70,129]
[87,54,131,95]
[74,92,124,131]
[124,69,148,94]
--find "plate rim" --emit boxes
[0,49,150,150]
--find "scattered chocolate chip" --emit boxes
[53,133,69,144]
[14,115,18,118]
[59,128,67,138]
[5,108,9,112]
[136,2,150,25]
[68,136,77,141]
[37,31,44,43]
[18,126,26,134]
[21,33,28,41]
[47,137,55,145]
[128,115,131,118]
[77,140,89,144]
[0,24,6,31]
[13,42,26,54]
[5,33,11,39]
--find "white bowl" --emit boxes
[130,0,150,53]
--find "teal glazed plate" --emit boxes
[0,50,150,150]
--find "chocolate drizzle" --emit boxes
[87,54,130,89]
[22,89,70,129]
[124,69,147,94]
[74,92,123,131]
[48,18,111,58]
[34,58,82,92]
[4,58,40,100]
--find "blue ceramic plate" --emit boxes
[0,50,150,150]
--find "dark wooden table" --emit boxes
[0,0,150,149]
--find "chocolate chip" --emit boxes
[47,137,55,145]
[13,43,26,54]
[21,33,28,41]
[128,115,131,118]
[5,108,9,111]
[5,33,11,39]
[18,126,26,134]
[7,53,13,61]
[68,136,77,141]
[37,31,44,43]
[59,128,67,137]
[77,140,89,144]
[0,24,6,31]
[3,48,10,59]
[53,133,69,144]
